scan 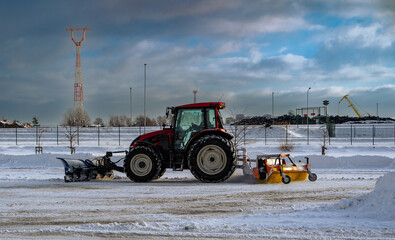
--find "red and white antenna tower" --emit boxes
[66,26,90,112]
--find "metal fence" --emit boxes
[0,126,160,146]
[229,124,395,146]
[1,124,395,147]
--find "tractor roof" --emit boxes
[175,102,225,109]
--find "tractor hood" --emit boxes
[130,129,172,149]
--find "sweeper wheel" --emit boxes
[308,173,317,182]
[282,175,291,184]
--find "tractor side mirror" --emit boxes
[166,107,175,118]
[166,107,171,118]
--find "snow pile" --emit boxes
[335,171,395,220]
[307,155,395,169]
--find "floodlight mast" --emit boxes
[66,26,90,112]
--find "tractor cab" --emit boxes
[171,102,225,150]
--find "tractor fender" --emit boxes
[128,141,163,160]
[185,129,234,154]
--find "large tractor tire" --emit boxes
[154,166,167,180]
[124,146,162,182]
[188,135,236,183]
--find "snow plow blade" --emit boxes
[237,148,317,184]
[57,151,126,182]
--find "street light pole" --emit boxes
[193,90,197,103]
[272,92,274,117]
[307,87,311,145]
[129,87,132,123]
[144,64,147,134]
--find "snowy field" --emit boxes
[0,127,395,239]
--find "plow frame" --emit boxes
[57,151,127,182]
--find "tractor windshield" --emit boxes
[174,108,205,150]
[173,107,222,150]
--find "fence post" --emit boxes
[372,125,375,146]
[119,126,121,146]
[35,125,38,145]
[15,127,17,145]
[350,125,353,145]
[57,125,59,145]
[264,126,267,145]
[234,125,238,146]
[77,126,80,145]
[243,126,246,145]
[98,126,100,146]
[328,125,331,145]
[285,125,288,144]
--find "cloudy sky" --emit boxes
[1,0,395,124]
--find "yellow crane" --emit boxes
[339,95,371,117]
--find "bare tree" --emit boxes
[226,107,250,148]
[35,126,45,154]
[120,115,132,127]
[64,126,78,154]
[156,115,168,126]
[108,115,120,127]
[108,115,132,127]
[62,108,91,126]
[134,115,157,126]
[319,125,329,155]
[93,117,105,127]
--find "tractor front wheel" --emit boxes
[188,135,235,183]
[124,146,161,182]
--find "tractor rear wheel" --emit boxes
[154,166,167,180]
[188,135,235,183]
[124,146,161,182]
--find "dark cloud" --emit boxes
[0,0,394,124]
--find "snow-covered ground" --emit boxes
[0,130,394,239]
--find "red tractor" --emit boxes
[124,102,236,183]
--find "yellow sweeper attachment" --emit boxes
[238,148,317,184]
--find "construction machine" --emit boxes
[58,102,316,184]
[339,95,371,117]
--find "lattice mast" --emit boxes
[66,26,90,112]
